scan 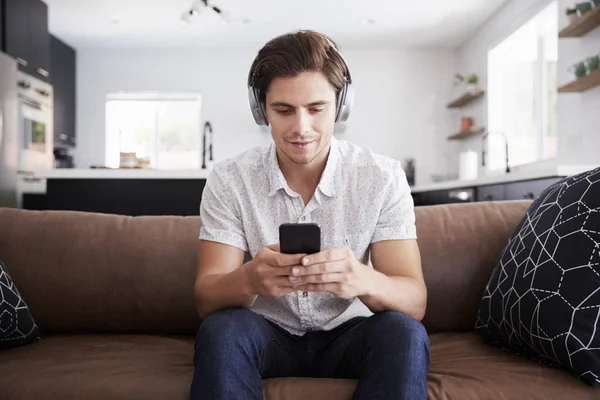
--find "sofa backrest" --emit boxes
[0,208,202,335]
[417,200,530,333]
[0,201,530,335]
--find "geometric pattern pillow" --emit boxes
[475,166,600,386]
[0,259,41,350]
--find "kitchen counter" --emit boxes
[410,164,598,193]
[33,168,213,179]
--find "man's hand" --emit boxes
[289,247,374,299]
[245,244,306,299]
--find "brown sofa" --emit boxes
[0,201,598,400]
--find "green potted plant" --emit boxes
[466,73,479,92]
[566,7,578,23]
[587,54,600,72]
[575,1,593,16]
[569,60,588,79]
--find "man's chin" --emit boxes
[290,156,312,165]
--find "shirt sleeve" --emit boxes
[198,166,248,252]
[370,162,417,243]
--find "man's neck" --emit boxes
[277,144,330,205]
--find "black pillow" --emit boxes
[476,167,600,385]
[0,259,41,349]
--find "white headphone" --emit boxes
[247,37,354,126]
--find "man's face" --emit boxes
[265,71,337,166]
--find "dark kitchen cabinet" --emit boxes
[2,0,50,82]
[504,177,562,201]
[413,176,565,206]
[476,183,505,202]
[412,188,475,206]
[0,0,4,49]
[29,0,49,79]
[51,34,76,147]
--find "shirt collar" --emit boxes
[265,136,339,198]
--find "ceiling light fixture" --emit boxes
[181,0,240,24]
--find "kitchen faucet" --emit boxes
[481,131,511,174]
[202,121,213,169]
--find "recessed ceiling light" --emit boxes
[358,18,376,25]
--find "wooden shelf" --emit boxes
[446,89,484,108]
[447,127,485,140]
[559,7,600,38]
[558,68,600,92]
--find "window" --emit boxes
[487,1,558,171]
[105,93,202,169]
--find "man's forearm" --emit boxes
[195,263,258,319]
[359,268,427,320]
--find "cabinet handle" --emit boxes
[35,88,51,97]
[523,191,535,199]
[37,68,49,77]
[22,176,42,183]
[483,193,493,201]
[16,57,28,67]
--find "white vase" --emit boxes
[467,83,478,93]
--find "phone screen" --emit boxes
[279,223,321,255]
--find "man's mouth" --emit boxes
[289,140,315,149]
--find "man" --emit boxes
[190,30,429,400]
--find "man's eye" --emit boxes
[276,109,292,115]
[311,108,324,113]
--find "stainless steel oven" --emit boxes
[17,71,53,172]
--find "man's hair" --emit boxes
[249,30,349,106]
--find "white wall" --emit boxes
[76,47,456,185]
[556,0,600,164]
[451,0,600,176]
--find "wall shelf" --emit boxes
[447,127,485,140]
[559,7,600,38]
[446,89,484,108]
[558,68,600,92]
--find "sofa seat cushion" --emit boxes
[0,334,195,400]
[428,332,599,399]
[0,332,596,400]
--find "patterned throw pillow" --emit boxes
[0,259,41,349]
[476,167,600,385]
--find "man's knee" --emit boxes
[195,307,262,346]
[371,311,429,347]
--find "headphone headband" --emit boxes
[247,34,354,126]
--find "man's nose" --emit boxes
[292,109,310,134]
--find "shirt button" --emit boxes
[300,216,306,222]
[303,291,308,297]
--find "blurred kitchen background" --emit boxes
[0,0,599,215]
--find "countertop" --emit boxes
[409,164,598,193]
[33,168,213,179]
[29,164,600,190]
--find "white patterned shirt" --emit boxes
[199,136,417,336]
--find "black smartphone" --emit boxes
[279,223,321,255]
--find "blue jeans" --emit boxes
[190,307,430,400]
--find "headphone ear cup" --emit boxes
[335,85,346,122]
[248,86,268,126]
[335,83,354,123]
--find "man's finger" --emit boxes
[290,272,345,285]
[264,249,306,267]
[294,259,347,276]
[300,247,349,267]
[266,243,281,252]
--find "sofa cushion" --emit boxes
[476,167,600,385]
[0,333,595,400]
[0,259,41,349]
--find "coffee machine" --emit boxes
[53,147,74,168]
